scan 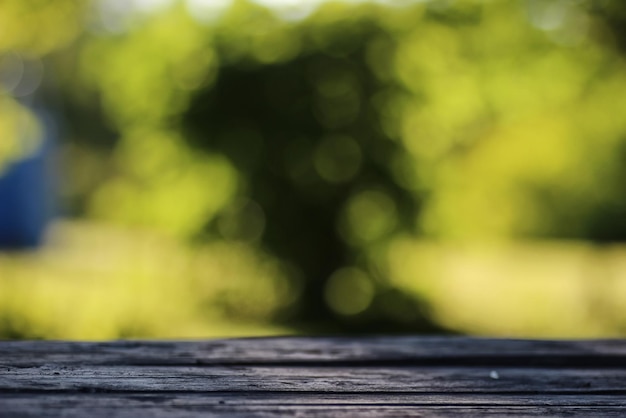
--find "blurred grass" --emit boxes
[0,221,296,339]
[2,220,626,339]
[387,238,626,337]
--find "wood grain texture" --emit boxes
[2,365,625,393]
[1,393,626,417]
[1,337,625,366]
[1,337,625,417]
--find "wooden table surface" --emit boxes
[1,336,626,417]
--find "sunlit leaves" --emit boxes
[0,0,87,55]
[213,0,301,65]
[80,5,217,128]
[4,0,626,246]
[0,0,87,169]
[89,130,237,238]
[340,189,398,245]
[393,0,626,240]
[75,4,238,237]
[0,97,43,170]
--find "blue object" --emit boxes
[0,110,55,249]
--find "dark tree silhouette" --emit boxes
[183,19,444,333]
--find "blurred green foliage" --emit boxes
[3,0,626,338]
[0,0,87,168]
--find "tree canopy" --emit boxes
[3,0,626,333]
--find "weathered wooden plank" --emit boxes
[1,393,626,417]
[2,365,626,393]
[1,337,625,367]
[2,337,626,416]
[4,405,626,418]
[3,392,626,406]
